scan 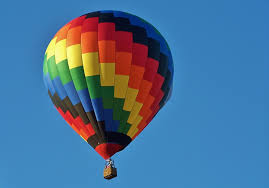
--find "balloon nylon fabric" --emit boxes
[43,10,174,160]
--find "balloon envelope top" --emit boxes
[43,10,174,160]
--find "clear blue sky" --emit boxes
[0,0,268,187]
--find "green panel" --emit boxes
[56,60,72,84]
[112,98,124,120]
[122,123,132,134]
[117,110,130,133]
[86,76,102,99]
[102,98,113,109]
[101,86,114,109]
[117,122,125,133]
[101,87,114,98]
[47,56,58,80]
[70,66,87,91]
[43,54,48,75]
[121,110,130,122]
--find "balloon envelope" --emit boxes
[43,10,174,159]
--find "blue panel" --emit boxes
[91,98,104,121]
[52,76,67,100]
[103,109,114,131]
[43,75,48,90]
[168,55,174,79]
[77,88,93,112]
[111,120,120,132]
[44,73,55,95]
[63,81,80,105]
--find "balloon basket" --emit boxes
[104,159,117,180]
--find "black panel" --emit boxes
[49,92,71,115]
[132,26,148,46]
[98,13,115,23]
[158,53,168,76]
[115,24,133,32]
[87,132,132,148]
[114,17,130,25]
[74,103,90,125]
[86,111,104,143]
[159,87,171,108]
[148,38,160,61]
[48,91,59,108]
[97,121,107,142]
[62,97,79,118]
[161,70,171,92]
[85,11,100,19]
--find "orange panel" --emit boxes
[128,65,145,89]
[115,52,132,75]
[136,80,152,103]
[55,24,71,42]
[98,40,115,63]
[139,95,155,117]
[81,32,98,53]
[67,26,82,47]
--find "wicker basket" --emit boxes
[104,166,117,179]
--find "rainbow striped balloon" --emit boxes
[43,10,174,160]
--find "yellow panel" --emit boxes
[114,75,129,98]
[127,102,143,124]
[123,88,139,111]
[133,115,143,127]
[100,63,115,86]
[127,115,143,136]
[82,52,100,76]
[55,39,67,63]
[127,126,136,137]
[66,44,83,69]
[130,128,139,138]
[46,38,56,59]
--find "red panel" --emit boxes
[69,15,86,29]
[81,17,99,33]
[116,31,133,52]
[56,107,81,135]
[150,74,165,97]
[132,43,148,66]
[98,23,115,40]
[150,91,164,111]
[143,58,159,82]
[95,143,123,160]
[143,69,156,82]
[85,124,95,137]
[145,58,159,72]
[64,111,76,126]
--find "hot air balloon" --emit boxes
[43,10,174,179]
